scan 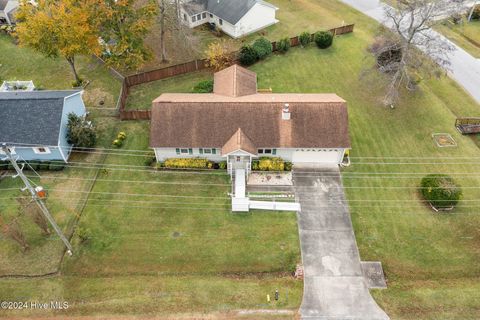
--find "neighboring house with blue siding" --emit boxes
[0,90,86,162]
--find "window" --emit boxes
[180,148,189,154]
[33,147,51,154]
[209,13,213,18]
[199,148,217,155]
[183,13,187,21]
[219,19,223,25]
[197,14,201,20]
[202,12,206,19]
[192,15,196,22]
[257,148,276,155]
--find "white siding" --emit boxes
[179,2,278,38]
[153,147,224,162]
[267,148,345,164]
[233,2,278,38]
[154,147,346,164]
[1,0,19,25]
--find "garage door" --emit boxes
[292,150,342,164]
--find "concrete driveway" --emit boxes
[293,166,388,320]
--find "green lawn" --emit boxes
[436,20,480,58]
[2,0,480,318]
[0,117,118,276]
[0,35,121,109]
[0,121,302,317]
[125,71,213,110]
[138,0,349,72]
[247,33,480,320]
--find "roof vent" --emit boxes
[282,103,290,120]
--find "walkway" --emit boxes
[339,0,480,104]
[293,166,388,320]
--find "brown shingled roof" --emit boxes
[221,128,257,155]
[150,100,350,149]
[150,66,350,151]
[213,65,257,97]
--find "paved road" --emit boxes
[339,0,480,104]
[293,166,389,320]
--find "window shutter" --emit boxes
[176,148,180,155]
[272,149,277,155]
[188,148,193,154]
[212,148,216,154]
[199,148,203,154]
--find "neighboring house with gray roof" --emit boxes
[0,0,18,25]
[0,90,86,162]
[180,0,278,38]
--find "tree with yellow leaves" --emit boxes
[15,0,101,86]
[205,40,234,72]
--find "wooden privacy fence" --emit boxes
[118,24,355,120]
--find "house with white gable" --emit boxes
[180,0,279,38]
[150,64,351,175]
[0,0,18,25]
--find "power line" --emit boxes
[1,144,73,255]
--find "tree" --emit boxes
[18,198,51,236]
[96,0,158,70]
[238,45,258,66]
[372,0,467,106]
[299,31,312,47]
[0,217,29,252]
[66,113,97,149]
[421,174,462,209]
[252,37,273,59]
[15,0,101,86]
[205,40,234,71]
[314,31,334,49]
[276,37,291,53]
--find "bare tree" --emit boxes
[372,0,467,106]
[156,0,200,63]
[1,217,29,252]
[158,0,168,62]
[18,198,51,236]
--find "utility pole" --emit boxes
[1,144,73,255]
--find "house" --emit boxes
[0,0,18,25]
[0,80,35,92]
[150,65,351,174]
[180,0,278,38]
[0,90,86,162]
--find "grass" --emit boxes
[0,275,301,317]
[125,71,213,110]
[136,0,348,72]
[247,31,480,319]
[0,35,121,109]
[2,0,480,318]
[435,19,480,58]
[0,117,118,276]
[0,121,302,316]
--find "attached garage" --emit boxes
[292,149,344,164]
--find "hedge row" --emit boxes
[239,31,334,66]
[0,160,66,171]
[155,157,293,171]
[252,157,292,171]
[159,158,227,170]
